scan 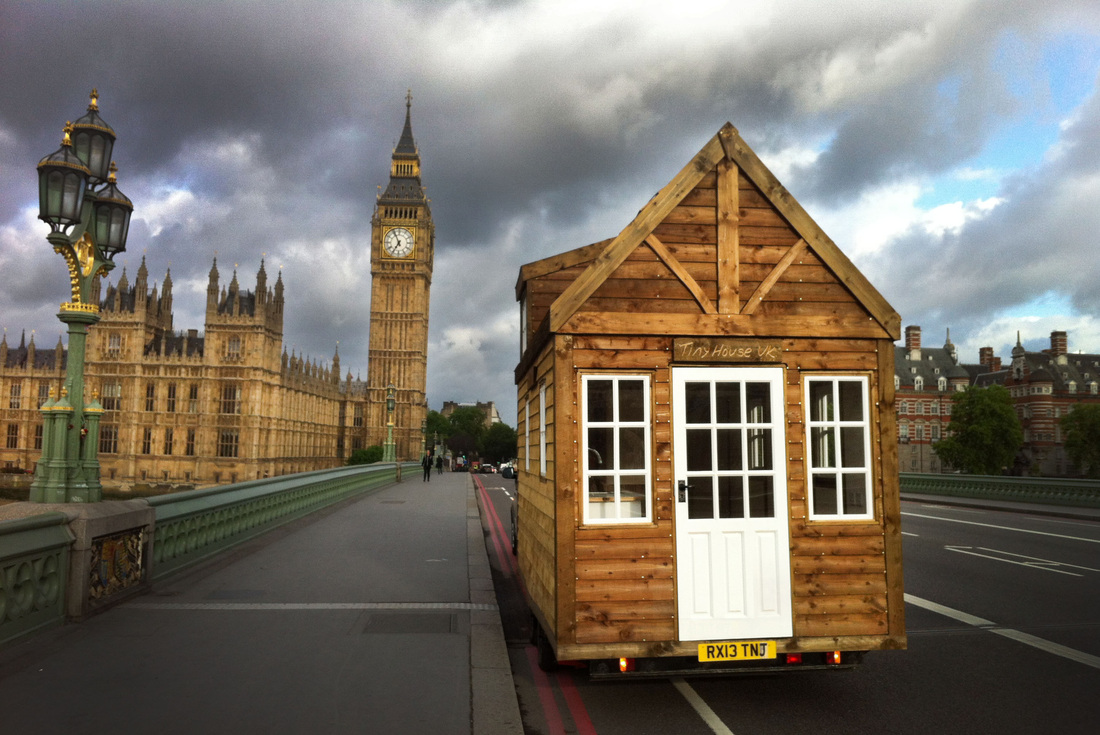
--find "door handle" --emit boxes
[678,480,691,502]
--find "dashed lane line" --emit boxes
[905,593,1100,670]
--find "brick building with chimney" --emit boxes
[896,325,1100,476]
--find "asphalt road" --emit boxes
[475,475,1100,735]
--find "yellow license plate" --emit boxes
[698,640,776,662]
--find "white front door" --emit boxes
[673,367,793,641]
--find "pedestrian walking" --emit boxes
[422,451,432,482]
[436,454,443,475]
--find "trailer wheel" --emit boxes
[533,622,557,672]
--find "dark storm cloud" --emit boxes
[2,1,1099,425]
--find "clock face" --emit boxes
[383,227,414,258]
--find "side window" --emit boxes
[538,383,547,478]
[806,376,873,520]
[582,374,652,524]
[524,399,530,472]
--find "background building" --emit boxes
[0,258,362,487]
[895,325,1100,476]
[439,400,501,428]
[362,94,434,460]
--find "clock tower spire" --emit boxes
[365,93,434,459]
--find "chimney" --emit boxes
[905,325,922,350]
[978,348,1002,372]
[1050,330,1067,357]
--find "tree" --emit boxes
[348,445,383,465]
[932,385,1022,475]
[481,422,518,464]
[1062,404,1100,477]
[425,410,450,444]
[447,406,486,458]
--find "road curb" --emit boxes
[468,475,524,735]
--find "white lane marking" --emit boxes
[943,546,1085,576]
[903,511,1100,544]
[128,601,498,611]
[905,594,1100,670]
[672,678,736,735]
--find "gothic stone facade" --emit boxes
[0,258,379,488]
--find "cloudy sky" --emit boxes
[2,0,1099,426]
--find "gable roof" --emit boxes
[537,123,900,341]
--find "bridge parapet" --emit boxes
[900,473,1100,508]
[0,512,73,646]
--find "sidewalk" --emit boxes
[901,492,1100,522]
[0,471,522,734]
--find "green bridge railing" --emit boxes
[0,512,73,646]
[899,472,1100,509]
[1,462,418,647]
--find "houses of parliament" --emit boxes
[0,99,433,488]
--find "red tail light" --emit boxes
[826,651,842,665]
[785,653,803,665]
[619,657,635,673]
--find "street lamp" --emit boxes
[383,383,396,462]
[30,90,133,503]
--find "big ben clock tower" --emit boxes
[366,92,434,459]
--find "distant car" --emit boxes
[479,463,495,474]
[500,465,515,479]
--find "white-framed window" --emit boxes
[519,295,528,356]
[538,382,547,478]
[524,399,530,472]
[581,374,652,524]
[806,375,873,520]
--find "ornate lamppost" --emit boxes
[30,90,133,503]
[383,383,396,462]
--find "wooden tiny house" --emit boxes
[514,123,905,674]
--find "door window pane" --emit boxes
[716,429,742,471]
[717,476,744,518]
[746,383,771,423]
[715,382,741,423]
[748,477,774,518]
[687,477,714,519]
[685,383,710,424]
[748,428,772,470]
[686,429,712,471]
